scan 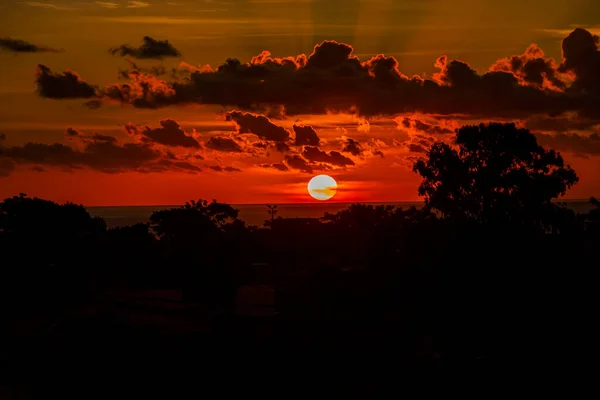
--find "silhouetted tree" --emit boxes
[413,123,578,231]
[586,197,600,235]
[0,194,107,326]
[0,193,106,238]
[266,204,278,226]
[149,199,241,245]
[149,200,244,307]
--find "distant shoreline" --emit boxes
[87,199,597,229]
[85,198,594,209]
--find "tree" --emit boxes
[266,204,278,225]
[149,199,241,244]
[413,123,578,229]
[0,193,106,237]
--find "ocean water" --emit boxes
[87,200,596,229]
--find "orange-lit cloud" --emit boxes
[38,29,600,120]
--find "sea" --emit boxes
[87,200,597,229]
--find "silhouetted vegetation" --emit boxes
[1,123,597,369]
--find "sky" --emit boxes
[1,0,600,205]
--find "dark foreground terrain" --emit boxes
[2,124,599,395]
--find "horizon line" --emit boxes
[84,198,594,208]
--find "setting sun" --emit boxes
[308,175,337,201]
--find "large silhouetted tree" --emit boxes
[150,199,241,245]
[0,193,106,238]
[413,123,579,229]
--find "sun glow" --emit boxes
[308,175,337,201]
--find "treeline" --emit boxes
[1,123,599,361]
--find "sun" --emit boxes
[308,175,337,201]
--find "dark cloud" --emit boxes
[65,128,117,144]
[284,155,313,173]
[205,136,243,152]
[86,29,600,119]
[125,119,201,148]
[118,62,168,80]
[341,137,363,156]
[90,134,118,144]
[210,165,241,172]
[1,141,157,173]
[407,143,428,153]
[399,133,437,154]
[340,136,386,158]
[102,69,174,108]
[31,166,45,172]
[0,132,203,176]
[535,132,600,157]
[109,36,181,60]
[35,65,97,99]
[0,134,6,141]
[274,141,291,153]
[400,117,454,134]
[0,37,62,53]
[143,159,202,174]
[558,28,600,96]
[302,146,355,167]
[490,44,566,91]
[259,163,289,171]
[523,114,599,132]
[252,141,269,149]
[65,127,81,137]
[226,111,290,142]
[293,124,320,146]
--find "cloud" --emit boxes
[284,154,313,173]
[293,124,320,146]
[0,38,62,53]
[301,146,355,167]
[35,64,97,99]
[0,134,5,141]
[95,1,119,8]
[558,28,600,98]
[399,133,437,154]
[85,29,600,119]
[102,69,174,108]
[226,111,290,142]
[341,137,363,156]
[66,128,118,144]
[535,132,600,157]
[258,163,289,171]
[127,1,149,8]
[118,60,169,79]
[110,36,181,60]
[205,135,243,152]
[399,117,454,135]
[210,165,242,172]
[0,131,203,176]
[490,44,568,91]
[339,136,385,158]
[20,2,74,11]
[523,114,599,133]
[124,119,201,148]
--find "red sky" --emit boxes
[1,0,600,205]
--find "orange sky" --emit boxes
[1,0,599,205]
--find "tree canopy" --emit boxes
[413,123,579,229]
